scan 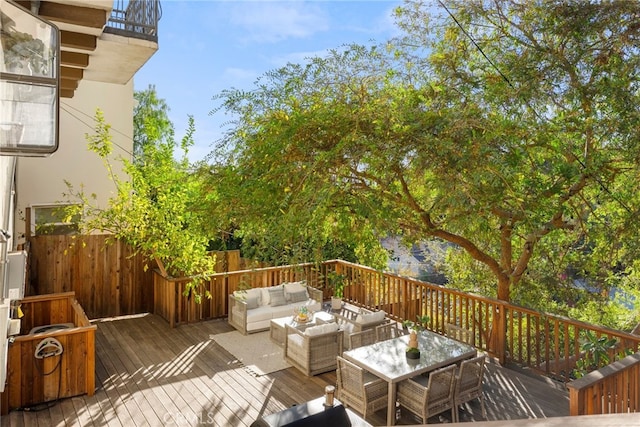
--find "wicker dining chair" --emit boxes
[453,354,487,422]
[375,322,406,342]
[445,323,474,345]
[335,356,388,420]
[348,328,377,349]
[397,363,457,424]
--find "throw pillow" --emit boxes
[260,287,271,306]
[245,295,259,310]
[269,287,287,307]
[283,282,307,299]
[289,290,308,303]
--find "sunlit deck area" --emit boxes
[1,313,575,426]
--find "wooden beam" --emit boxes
[60,51,90,68]
[15,1,107,29]
[61,31,96,51]
[61,79,78,91]
[60,67,84,81]
[60,89,75,98]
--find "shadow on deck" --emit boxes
[2,313,570,426]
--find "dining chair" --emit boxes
[375,323,405,342]
[396,363,457,424]
[335,356,388,420]
[445,323,474,345]
[348,328,377,349]
[453,354,487,422]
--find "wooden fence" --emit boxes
[27,235,155,319]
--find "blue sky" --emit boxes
[133,0,403,162]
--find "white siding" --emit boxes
[14,78,134,244]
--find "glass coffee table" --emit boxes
[270,311,336,347]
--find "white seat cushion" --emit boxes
[246,306,276,323]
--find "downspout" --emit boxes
[30,0,41,14]
[0,156,16,299]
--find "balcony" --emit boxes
[105,0,161,42]
[16,0,161,97]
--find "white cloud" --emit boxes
[269,48,331,67]
[228,2,329,43]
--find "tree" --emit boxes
[133,84,173,163]
[65,103,216,300]
[210,0,640,309]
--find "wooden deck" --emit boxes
[1,313,571,426]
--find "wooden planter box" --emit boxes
[1,292,96,414]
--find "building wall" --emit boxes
[14,78,134,245]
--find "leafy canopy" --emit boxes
[210,0,640,315]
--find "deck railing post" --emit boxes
[493,303,507,364]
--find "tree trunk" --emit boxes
[497,274,511,302]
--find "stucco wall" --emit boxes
[14,78,134,245]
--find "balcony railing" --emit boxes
[105,0,161,42]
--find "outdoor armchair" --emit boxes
[284,323,343,376]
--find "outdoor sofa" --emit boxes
[228,281,323,334]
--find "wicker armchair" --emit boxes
[348,328,377,349]
[336,356,388,420]
[397,364,457,424]
[284,323,343,376]
[375,323,406,342]
[453,355,487,422]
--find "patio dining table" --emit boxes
[342,329,477,425]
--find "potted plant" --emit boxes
[326,271,347,310]
[402,315,430,359]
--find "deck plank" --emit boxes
[2,313,572,426]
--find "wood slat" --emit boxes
[60,51,90,68]
[61,31,97,51]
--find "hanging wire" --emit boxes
[60,102,134,157]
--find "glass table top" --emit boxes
[342,329,476,382]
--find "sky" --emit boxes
[133,0,404,162]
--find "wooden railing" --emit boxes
[567,352,640,415]
[154,258,640,382]
[333,259,640,382]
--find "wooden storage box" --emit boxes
[1,292,96,414]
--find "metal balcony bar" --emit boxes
[105,0,161,42]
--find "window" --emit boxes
[31,204,80,236]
